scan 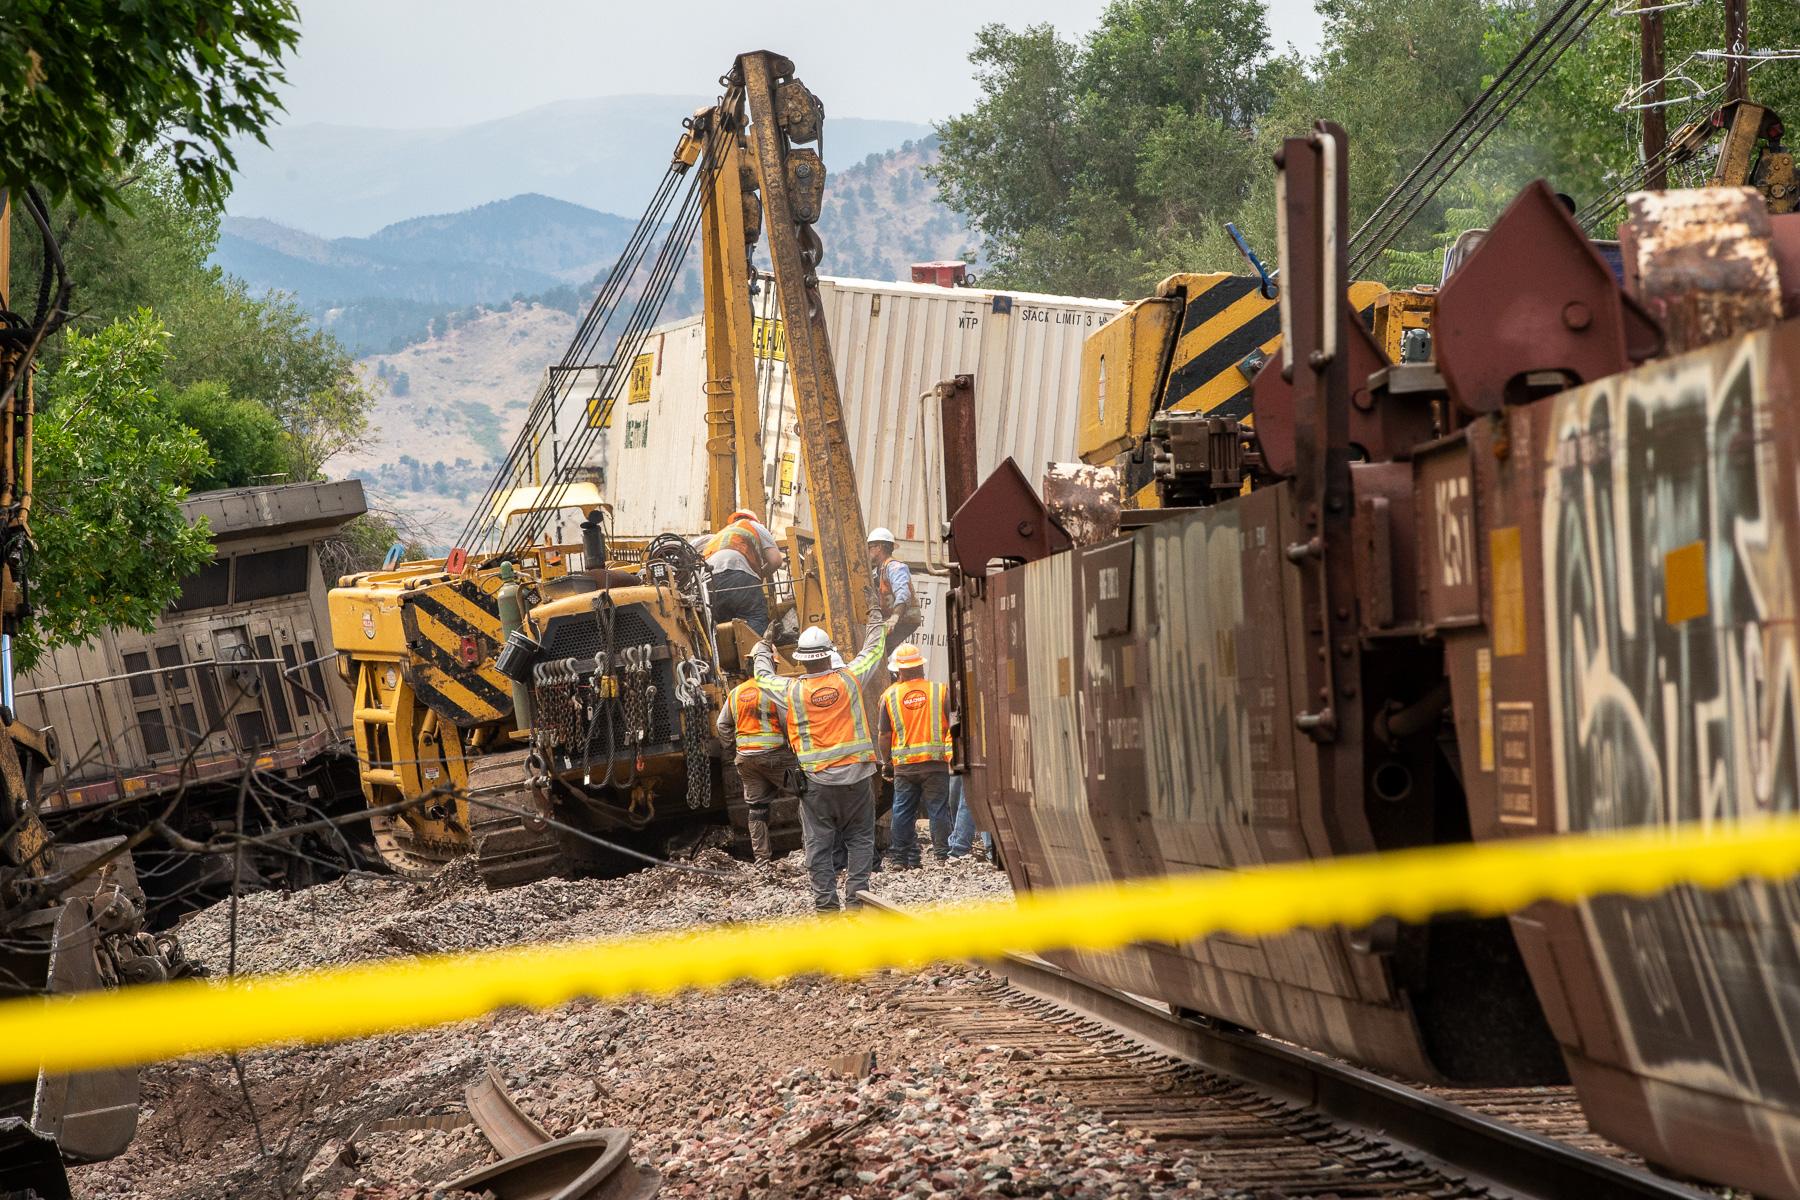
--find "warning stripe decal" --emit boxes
[402,591,511,723]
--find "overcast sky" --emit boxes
[273,0,1327,129]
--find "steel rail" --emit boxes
[858,892,1706,1200]
[465,1066,552,1157]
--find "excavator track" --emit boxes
[466,749,570,890]
[369,814,465,880]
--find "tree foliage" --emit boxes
[11,164,377,480]
[24,312,215,668]
[936,1,1273,296]
[0,0,299,214]
[935,0,1800,297]
[170,382,288,491]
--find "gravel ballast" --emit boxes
[69,850,1213,1199]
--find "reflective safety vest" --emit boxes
[882,678,951,765]
[706,520,762,569]
[727,678,786,753]
[785,668,877,773]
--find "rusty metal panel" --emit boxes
[1622,187,1781,355]
[1413,437,1483,630]
[1519,322,1800,1197]
[962,482,1441,1081]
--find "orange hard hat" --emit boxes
[729,508,758,523]
[889,642,926,671]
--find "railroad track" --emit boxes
[863,893,1710,1200]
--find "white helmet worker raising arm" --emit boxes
[752,608,895,913]
[867,526,921,649]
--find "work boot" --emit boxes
[749,817,772,865]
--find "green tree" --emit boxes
[24,312,214,667]
[170,381,288,490]
[1,0,300,213]
[11,163,376,477]
[934,0,1273,297]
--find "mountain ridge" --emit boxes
[226,95,931,237]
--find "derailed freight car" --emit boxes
[949,125,1800,1195]
[19,479,369,924]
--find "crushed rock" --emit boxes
[72,848,1227,1197]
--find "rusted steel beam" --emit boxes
[738,51,866,651]
[1621,186,1781,354]
[935,374,979,516]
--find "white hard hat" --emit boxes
[867,527,896,545]
[794,625,836,663]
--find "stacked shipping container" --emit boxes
[544,275,1124,675]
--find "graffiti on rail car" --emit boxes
[1542,329,1800,1109]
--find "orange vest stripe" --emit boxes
[883,679,951,765]
[706,520,762,567]
[729,679,785,751]
[786,668,876,771]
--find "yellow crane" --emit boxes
[327,51,869,884]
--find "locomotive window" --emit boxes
[280,643,310,716]
[169,558,230,612]
[155,643,186,692]
[233,547,310,603]
[234,710,269,749]
[254,635,294,736]
[136,711,170,758]
[123,651,155,699]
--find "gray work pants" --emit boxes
[799,774,876,912]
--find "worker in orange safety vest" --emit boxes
[876,642,953,868]
[693,508,784,632]
[753,612,894,912]
[714,674,795,865]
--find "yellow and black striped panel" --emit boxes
[1163,274,1387,421]
[1164,274,1280,420]
[400,577,512,729]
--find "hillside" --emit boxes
[814,135,977,280]
[212,195,640,354]
[329,139,980,534]
[225,95,931,237]
[341,303,578,540]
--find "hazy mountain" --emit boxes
[328,139,980,533]
[813,135,976,280]
[218,194,636,303]
[226,95,931,237]
[213,194,643,354]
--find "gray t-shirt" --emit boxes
[694,517,778,577]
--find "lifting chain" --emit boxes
[674,658,712,810]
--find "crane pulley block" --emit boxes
[776,79,823,143]
[786,150,826,224]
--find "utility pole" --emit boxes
[1641,0,1668,189]
[1725,0,1749,103]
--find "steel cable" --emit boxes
[1348,0,1609,277]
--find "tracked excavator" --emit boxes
[328,50,871,888]
[0,193,192,1198]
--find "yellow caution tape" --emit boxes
[6,815,1800,1082]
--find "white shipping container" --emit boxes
[546,275,1123,680]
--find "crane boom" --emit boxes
[737,50,868,651]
